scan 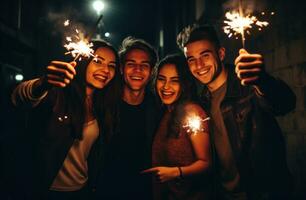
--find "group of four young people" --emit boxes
[12,24,295,200]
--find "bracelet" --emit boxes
[177,167,183,179]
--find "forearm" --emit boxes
[11,78,49,107]
[180,159,210,178]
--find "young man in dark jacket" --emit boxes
[177,24,296,200]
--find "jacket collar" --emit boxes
[199,64,244,102]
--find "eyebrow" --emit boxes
[158,74,180,79]
[96,56,116,64]
[126,59,150,64]
[186,49,212,60]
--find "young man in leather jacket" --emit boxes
[177,24,296,200]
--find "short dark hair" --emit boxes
[176,24,221,51]
[118,36,158,68]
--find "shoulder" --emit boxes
[182,101,208,118]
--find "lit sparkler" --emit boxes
[223,0,269,48]
[64,20,70,26]
[62,15,104,62]
[63,22,95,61]
[183,115,210,134]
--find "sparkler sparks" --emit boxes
[64,20,70,26]
[183,115,210,134]
[223,11,269,47]
[63,21,95,61]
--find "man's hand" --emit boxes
[141,167,179,183]
[234,49,265,87]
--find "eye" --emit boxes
[93,58,103,64]
[108,63,116,69]
[126,62,135,67]
[157,76,165,81]
[141,63,150,69]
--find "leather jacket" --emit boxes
[199,65,296,197]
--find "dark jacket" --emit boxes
[199,65,296,198]
[14,89,103,199]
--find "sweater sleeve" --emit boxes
[11,78,48,108]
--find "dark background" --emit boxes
[1,0,306,198]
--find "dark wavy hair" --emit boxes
[118,36,158,69]
[152,53,197,137]
[63,39,121,141]
[176,24,221,51]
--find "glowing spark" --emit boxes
[64,20,70,26]
[63,20,95,61]
[183,115,210,134]
[271,12,275,15]
[223,11,269,45]
[64,40,94,59]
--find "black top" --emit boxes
[97,95,157,199]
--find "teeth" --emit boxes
[198,69,209,75]
[162,91,174,96]
[95,75,107,80]
[130,76,143,80]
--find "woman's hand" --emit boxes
[141,166,179,183]
[42,61,77,88]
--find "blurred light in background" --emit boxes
[92,1,105,15]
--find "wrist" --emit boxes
[177,167,183,179]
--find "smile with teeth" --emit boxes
[94,74,108,81]
[197,68,210,76]
[130,76,144,80]
[161,90,175,97]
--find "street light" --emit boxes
[104,32,110,37]
[92,1,105,15]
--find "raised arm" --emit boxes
[235,49,296,115]
[12,61,76,107]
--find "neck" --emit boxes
[86,86,94,97]
[123,86,145,105]
[207,65,227,92]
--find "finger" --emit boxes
[47,79,67,88]
[141,168,158,174]
[47,66,74,80]
[241,76,259,86]
[47,74,71,85]
[51,61,76,75]
[235,53,262,66]
[235,60,263,73]
[237,68,262,79]
[70,61,77,68]
[239,48,248,55]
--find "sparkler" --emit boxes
[63,15,104,62]
[223,0,269,48]
[183,115,210,134]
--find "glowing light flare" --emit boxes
[182,115,210,134]
[223,11,269,45]
[64,20,70,26]
[63,20,95,61]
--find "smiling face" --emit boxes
[184,40,225,87]
[122,48,152,93]
[156,64,181,105]
[86,47,116,93]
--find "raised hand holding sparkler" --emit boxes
[234,49,267,94]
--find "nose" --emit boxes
[101,64,110,74]
[195,57,205,69]
[133,64,143,72]
[162,80,170,89]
